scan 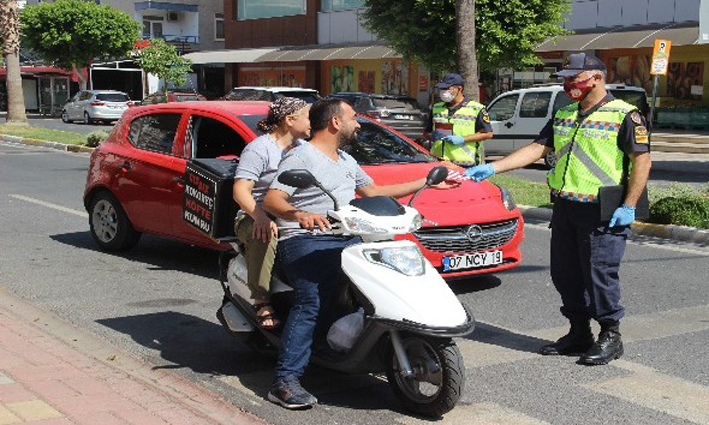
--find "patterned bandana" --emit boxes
[257,97,308,133]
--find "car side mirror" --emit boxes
[426,166,449,186]
[278,169,317,189]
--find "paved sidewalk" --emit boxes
[0,288,267,425]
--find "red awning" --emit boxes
[0,66,81,82]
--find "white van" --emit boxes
[484,84,649,166]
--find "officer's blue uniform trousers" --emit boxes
[550,198,628,324]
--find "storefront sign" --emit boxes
[650,39,672,76]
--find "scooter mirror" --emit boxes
[278,169,316,189]
[426,166,449,186]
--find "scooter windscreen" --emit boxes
[349,196,406,217]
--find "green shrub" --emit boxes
[649,196,709,229]
[84,130,109,147]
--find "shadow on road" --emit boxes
[50,230,221,279]
[465,322,550,353]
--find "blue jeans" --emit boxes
[274,234,361,381]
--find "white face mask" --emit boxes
[440,89,456,103]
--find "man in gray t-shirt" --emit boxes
[262,99,435,409]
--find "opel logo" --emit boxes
[465,225,483,241]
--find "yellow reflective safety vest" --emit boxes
[430,100,485,164]
[547,99,636,202]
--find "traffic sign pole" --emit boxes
[649,74,660,130]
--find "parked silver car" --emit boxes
[61,90,132,124]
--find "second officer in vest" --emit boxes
[429,73,493,165]
[464,53,652,365]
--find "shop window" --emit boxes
[322,0,364,12]
[128,113,181,155]
[237,0,306,20]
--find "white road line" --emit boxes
[524,222,709,257]
[396,402,550,425]
[8,194,88,218]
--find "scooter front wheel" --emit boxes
[386,336,464,417]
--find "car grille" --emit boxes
[414,219,519,253]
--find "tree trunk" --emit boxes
[1,0,28,123]
[72,64,87,90]
[456,0,479,102]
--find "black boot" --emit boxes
[579,321,623,365]
[539,320,594,356]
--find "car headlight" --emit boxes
[344,217,388,234]
[498,185,516,211]
[364,246,425,276]
[409,214,423,232]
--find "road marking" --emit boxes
[584,360,709,424]
[8,194,88,218]
[396,402,550,425]
[524,222,709,257]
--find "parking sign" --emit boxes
[650,39,672,76]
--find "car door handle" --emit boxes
[172,176,185,185]
[120,161,132,171]
[505,122,514,128]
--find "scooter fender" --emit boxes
[341,240,467,328]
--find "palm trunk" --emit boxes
[2,0,28,123]
[456,0,479,102]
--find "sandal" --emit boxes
[253,302,281,330]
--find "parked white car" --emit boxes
[61,90,132,124]
[485,84,649,167]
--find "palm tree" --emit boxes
[456,0,479,101]
[1,0,28,124]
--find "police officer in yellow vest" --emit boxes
[428,73,493,165]
[465,53,651,366]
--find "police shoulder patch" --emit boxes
[630,111,643,125]
[481,111,490,123]
[635,125,649,144]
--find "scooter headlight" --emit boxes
[344,217,388,234]
[364,246,425,276]
[409,214,423,232]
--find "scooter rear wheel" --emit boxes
[386,336,464,417]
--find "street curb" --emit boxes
[0,134,95,153]
[518,204,709,245]
[4,133,708,246]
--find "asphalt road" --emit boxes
[1,112,116,134]
[2,140,709,424]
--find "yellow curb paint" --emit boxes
[0,405,20,425]
[5,400,63,422]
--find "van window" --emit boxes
[520,92,552,118]
[552,91,573,113]
[487,94,519,121]
[609,90,649,115]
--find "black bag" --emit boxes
[598,185,649,222]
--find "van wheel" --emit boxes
[544,150,557,169]
[89,191,140,251]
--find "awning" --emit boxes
[537,22,699,52]
[183,44,402,65]
[183,48,278,64]
[0,66,80,82]
[134,2,198,12]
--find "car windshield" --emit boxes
[96,93,129,102]
[372,98,420,110]
[273,92,320,104]
[237,114,436,165]
[174,94,203,101]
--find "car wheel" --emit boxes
[89,191,140,252]
[61,110,73,123]
[84,111,93,125]
[544,150,557,169]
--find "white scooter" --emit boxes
[216,166,475,417]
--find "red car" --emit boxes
[84,101,524,279]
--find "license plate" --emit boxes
[443,250,503,271]
[394,114,414,120]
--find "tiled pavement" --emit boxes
[0,290,266,425]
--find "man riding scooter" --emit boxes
[262,98,454,409]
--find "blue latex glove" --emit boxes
[442,135,465,145]
[609,205,635,227]
[465,164,495,182]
